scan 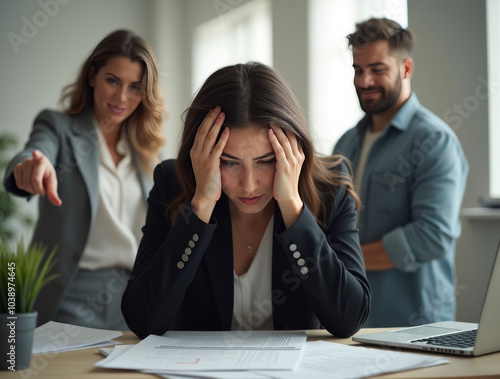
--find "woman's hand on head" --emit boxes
[189,106,229,223]
[268,124,304,228]
[13,150,62,207]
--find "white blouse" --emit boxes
[78,120,146,271]
[231,216,274,331]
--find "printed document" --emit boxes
[255,340,449,379]
[95,330,306,372]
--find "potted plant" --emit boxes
[0,239,58,371]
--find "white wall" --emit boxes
[150,0,190,158]
[409,0,489,209]
[272,0,309,116]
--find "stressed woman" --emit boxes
[122,62,370,338]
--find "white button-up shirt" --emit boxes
[79,121,146,271]
[232,216,274,331]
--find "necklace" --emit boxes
[231,219,254,253]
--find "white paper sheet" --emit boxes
[254,340,449,379]
[155,371,272,379]
[95,330,307,372]
[99,345,133,358]
[32,321,122,354]
[99,345,272,379]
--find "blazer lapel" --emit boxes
[204,196,234,329]
[69,110,99,222]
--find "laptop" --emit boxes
[353,241,500,356]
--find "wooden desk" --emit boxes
[3,329,500,378]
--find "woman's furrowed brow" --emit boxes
[221,152,275,160]
[254,152,275,160]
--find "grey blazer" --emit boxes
[3,109,153,325]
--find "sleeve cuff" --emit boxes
[382,227,420,272]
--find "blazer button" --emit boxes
[297,258,305,266]
[188,240,195,248]
[289,244,297,252]
[293,251,301,259]
[185,247,192,255]
[177,261,185,269]
[193,234,199,242]
[182,253,189,262]
[300,267,308,275]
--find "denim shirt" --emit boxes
[334,93,469,327]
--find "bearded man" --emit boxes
[334,17,469,327]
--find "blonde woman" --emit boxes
[4,29,165,330]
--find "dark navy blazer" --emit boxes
[122,159,370,338]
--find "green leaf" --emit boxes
[0,238,59,313]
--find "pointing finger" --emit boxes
[45,171,62,207]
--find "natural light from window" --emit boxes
[309,0,408,155]
[192,0,272,96]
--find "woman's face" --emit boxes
[220,125,276,216]
[89,56,144,131]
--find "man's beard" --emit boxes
[356,79,402,115]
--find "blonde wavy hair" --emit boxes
[60,29,165,173]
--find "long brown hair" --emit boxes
[169,62,359,227]
[60,29,165,173]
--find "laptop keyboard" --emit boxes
[411,329,477,348]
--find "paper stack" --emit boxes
[95,330,449,379]
[32,321,122,354]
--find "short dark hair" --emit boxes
[347,17,413,61]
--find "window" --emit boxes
[192,0,272,95]
[309,0,408,155]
